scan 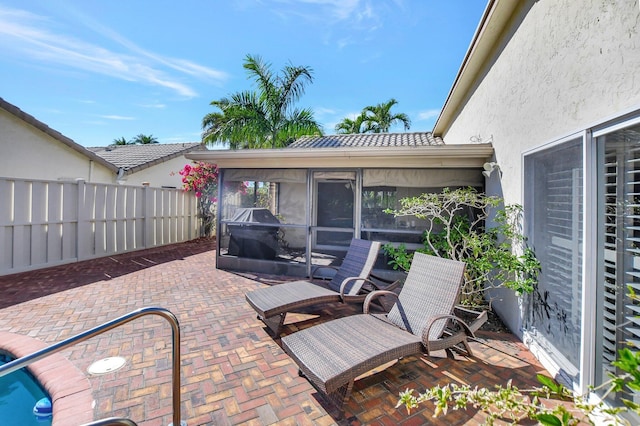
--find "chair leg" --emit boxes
[448,338,475,358]
[461,337,473,357]
[326,380,354,419]
[261,313,286,337]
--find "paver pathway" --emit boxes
[0,238,551,425]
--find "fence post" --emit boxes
[76,179,88,261]
[143,184,154,249]
[0,179,13,274]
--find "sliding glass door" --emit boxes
[524,138,584,383]
[595,122,640,412]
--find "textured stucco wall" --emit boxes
[121,155,194,188]
[0,109,114,183]
[441,0,640,335]
[443,0,640,205]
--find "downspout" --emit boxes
[89,160,94,183]
[116,168,125,185]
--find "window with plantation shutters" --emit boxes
[596,124,640,407]
[524,138,583,380]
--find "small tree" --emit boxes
[383,187,540,306]
[112,136,131,145]
[177,162,219,237]
[335,98,411,134]
[202,54,322,149]
[335,113,368,134]
[132,134,159,144]
[362,98,411,133]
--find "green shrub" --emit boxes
[383,187,540,305]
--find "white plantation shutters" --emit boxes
[597,125,640,393]
[524,138,583,377]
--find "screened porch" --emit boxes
[214,167,484,277]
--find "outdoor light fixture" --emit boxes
[482,162,501,178]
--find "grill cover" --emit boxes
[228,208,280,259]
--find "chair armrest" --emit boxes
[453,306,488,333]
[369,277,402,292]
[310,265,339,280]
[339,276,377,297]
[338,276,398,297]
[422,314,476,345]
[363,290,398,314]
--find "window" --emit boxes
[524,138,584,381]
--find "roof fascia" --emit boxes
[433,0,520,136]
[186,144,494,169]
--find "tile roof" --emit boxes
[88,143,206,174]
[288,132,445,149]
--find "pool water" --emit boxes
[0,354,52,426]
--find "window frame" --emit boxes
[522,132,586,390]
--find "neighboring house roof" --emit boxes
[89,143,207,175]
[288,132,445,148]
[0,97,119,173]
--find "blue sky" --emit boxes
[0,1,486,147]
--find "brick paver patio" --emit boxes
[0,238,551,425]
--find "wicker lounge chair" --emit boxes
[281,252,487,414]
[246,238,397,336]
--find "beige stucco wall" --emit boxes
[443,0,640,205]
[121,156,194,188]
[0,109,115,183]
[440,0,640,334]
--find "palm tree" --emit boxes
[362,98,411,133]
[132,134,159,144]
[335,113,369,134]
[202,54,323,149]
[112,136,130,145]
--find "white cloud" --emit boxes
[99,115,136,121]
[139,103,167,109]
[314,106,338,117]
[271,0,384,30]
[274,0,361,20]
[0,5,227,98]
[417,109,440,121]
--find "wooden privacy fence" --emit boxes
[0,177,200,276]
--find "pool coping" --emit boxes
[0,331,94,426]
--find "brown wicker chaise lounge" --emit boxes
[245,238,398,336]
[281,252,488,414]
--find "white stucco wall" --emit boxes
[0,109,115,183]
[443,0,640,205]
[441,0,640,334]
[122,156,194,188]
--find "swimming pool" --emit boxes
[0,352,52,426]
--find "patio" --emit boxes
[0,238,550,425]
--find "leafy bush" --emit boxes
[383,187,540,305]
[397,345,640,425]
